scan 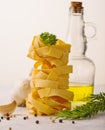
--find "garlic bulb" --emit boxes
[11,77,31,106]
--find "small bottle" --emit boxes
[66,2,96,106]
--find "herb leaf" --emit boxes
[40,32,57,45]
[56,92,105,120]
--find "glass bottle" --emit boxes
[66,2,96,106]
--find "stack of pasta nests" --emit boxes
[26,33,74,115]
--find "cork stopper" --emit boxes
[70,1,83,13]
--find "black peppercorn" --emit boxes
[1,116,3,119]
[59,119,63,123]
[72,120,75,124]
[23,117,27,120]
[7,117,10,120]
[35,120,39,124]
[34,114,37,117]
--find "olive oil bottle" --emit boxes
[66,2,96,106]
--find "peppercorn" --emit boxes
[35,120,39,124]
[7,117,10,120]
[1,116,3,119]
[72,120,75,124]
[51,119,55,123]
[9,127,12,130]
[26,116,29,119]
[59,119,63,123]
[23,117,27,120]
[34,114,37,117]
[6,113,10,117]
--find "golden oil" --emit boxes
[68,83,94,108]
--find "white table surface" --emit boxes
[0,85,105,130]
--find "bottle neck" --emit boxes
[66,12,87,57]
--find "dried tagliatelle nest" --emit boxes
[26,32,74,115]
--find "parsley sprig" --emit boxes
[56,92,105,120]
[40,32,57,45]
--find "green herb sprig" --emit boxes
[56,92,105,120]
[40,32,57,45]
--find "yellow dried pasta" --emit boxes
[26,34,74,115]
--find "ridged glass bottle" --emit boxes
[66,2,95,106]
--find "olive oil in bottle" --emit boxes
[68,84,93,101]
[66,2,96,106]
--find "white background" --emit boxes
[0,0,105,89]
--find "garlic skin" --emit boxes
[11,77,32,106]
